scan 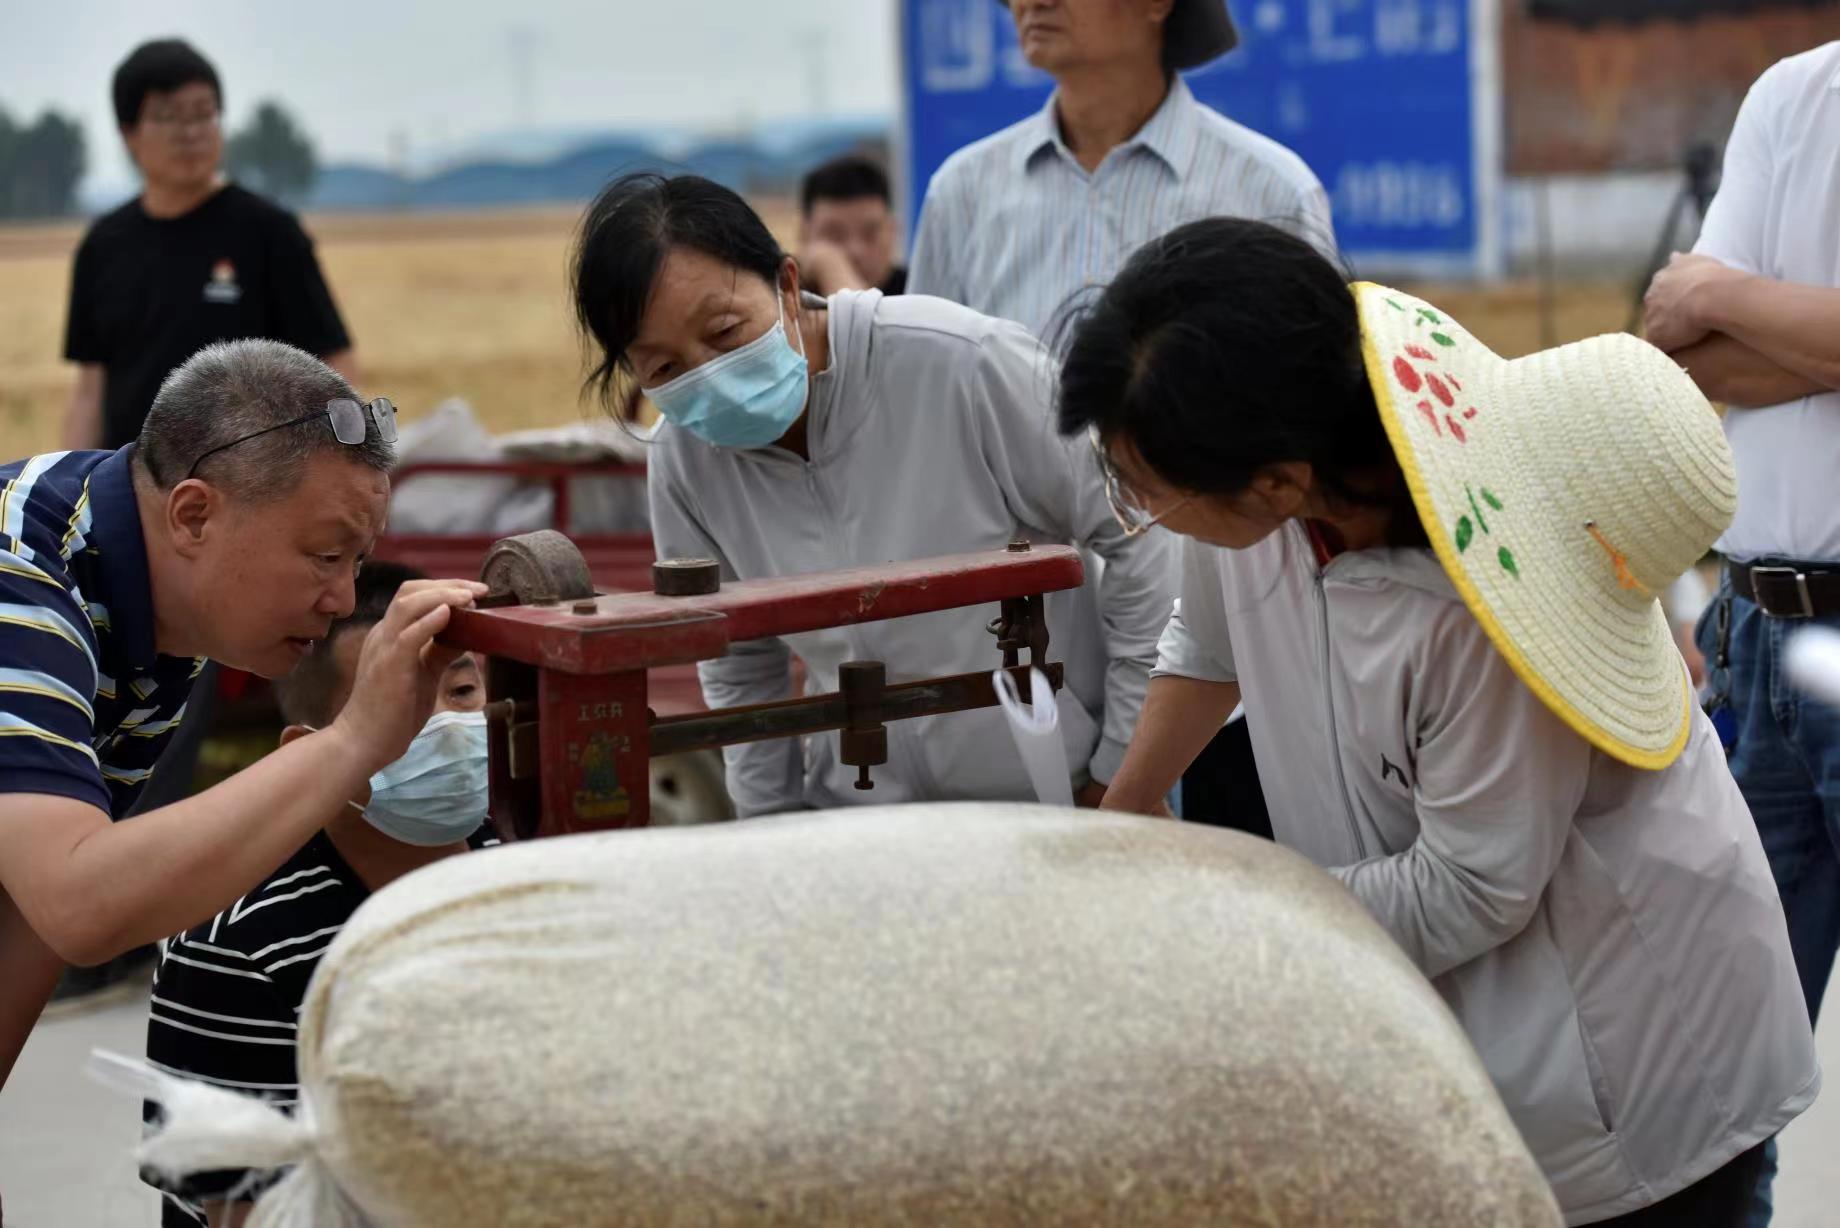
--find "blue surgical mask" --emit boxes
[359,710,489,847]
[643,288,809,448]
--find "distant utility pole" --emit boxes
[802,26,831,115]
[388,127,411,209]
[507,25,538,130]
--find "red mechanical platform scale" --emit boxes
[437,531,1085,840]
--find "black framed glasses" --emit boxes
[144,109,221,135]
[186,397,398,481]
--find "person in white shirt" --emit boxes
[909,0,1333,837]
[1641,40,1840,1227]
[1075,216,1815,1226]
[568,172,1174,817]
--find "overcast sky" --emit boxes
[1,0,900,192]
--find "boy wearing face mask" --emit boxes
[140,562,490,1228]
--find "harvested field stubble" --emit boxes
[1,204,1628,460]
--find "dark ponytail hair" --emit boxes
[572,172,785,418]
[1057,218,1399,514]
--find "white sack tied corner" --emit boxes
[102,806,1561,1226]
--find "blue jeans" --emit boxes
[1698,583,1840,1227]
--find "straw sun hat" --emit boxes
[1354,282,1736,770]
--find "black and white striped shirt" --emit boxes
[141,831,368,1226]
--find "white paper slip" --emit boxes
[1787,627,1840,709]
[992,667,1075,808]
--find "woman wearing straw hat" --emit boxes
[1066,218,1818,1226]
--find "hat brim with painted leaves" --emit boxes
[1354,283,1737,770]
[996,0,1239,70]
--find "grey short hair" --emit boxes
[134,339,394,499]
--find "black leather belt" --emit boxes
[1728,560,1840,619]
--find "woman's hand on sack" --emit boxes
[1085,782,1175,818]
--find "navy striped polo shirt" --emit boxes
[0,447,203,818]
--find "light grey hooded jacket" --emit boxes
[649,289,1175,816]
[1156,523,1818,1224]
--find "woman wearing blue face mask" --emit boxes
[572,172,1176,818]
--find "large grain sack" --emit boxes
[139,805,1561,1226]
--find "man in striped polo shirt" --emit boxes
[909,0,1334,835]
[0,339,484,1094]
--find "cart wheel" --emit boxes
[648,750,733,826]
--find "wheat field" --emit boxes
[0,204,1630,461]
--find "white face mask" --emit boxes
[357,710,489,847]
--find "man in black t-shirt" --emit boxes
[142,563,491,1228]
[61,38,356,453]
[51,40,360,1009]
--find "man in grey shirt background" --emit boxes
[908,0,1333,341]
[908,0,1335,832]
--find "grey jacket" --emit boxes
[1156,524,1818,1224]
[649,290,1175,817]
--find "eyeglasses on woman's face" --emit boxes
[1088,426,1189,537]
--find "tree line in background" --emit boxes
[0,98,316,219]
[0,107,86,218]
[228,102,318,204]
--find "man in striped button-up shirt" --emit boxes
[908,0,1335,344]
[0,339,483,1100]
[910,0,1334,835]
